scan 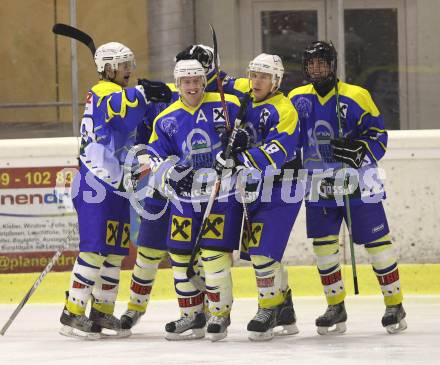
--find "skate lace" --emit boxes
[254,308,274,322]
[101,313,120,326]
[384,305,400,316]
[174,316,196,330]
[124,310,140,319]
[77,314,93,326]
[208,315,227,326]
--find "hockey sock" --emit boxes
[92,254,124,314]
[196,254,210,314]
[170,253,204,317]
[127,247,167,312]
[66,252,106,315]
[280,264,289,294]
[201,249,233,317]
[250,255,284,309]
[313,235,346,305]
[365,234,403,306]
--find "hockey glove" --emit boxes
[219,128,252,153]
[138,79,172,103]
[214,151,244,178]
[165,164,195,196]
[175,45,214,71]
[330,138,367,169]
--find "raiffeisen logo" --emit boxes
[0,189,71,205]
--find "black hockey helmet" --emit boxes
[303,41,337,84]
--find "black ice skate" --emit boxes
[120,309,145,329]
[316,301,347,335]
[274,288,299,337]
[59,306,101,340]
[247,307,278,341]
[165,312,206,341]
[89,307,131,338]
[206,314,231,342]
[382,303,407,334]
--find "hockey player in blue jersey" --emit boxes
[119,48,222,330]
[119,84,179,330]
[146,59,243,341]
[215,54,302,341]
[177,45,303,341]
[59,42,171,339]
[288,41,406,335]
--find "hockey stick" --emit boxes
[186,91,252,291]
[209,24,253,246]
[52,23,96,56]
[331,42,359,295]
[0,247,65,335]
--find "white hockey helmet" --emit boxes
[174,59,207,86]
[94,42,135,73]
[248,53,284,91]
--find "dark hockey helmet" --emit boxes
[303,41,337,84]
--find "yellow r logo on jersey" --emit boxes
[243,223,264,248]
[106,220,119,246]
[202,214,225,239]
[121,223,130,248]
[171,215,192,242]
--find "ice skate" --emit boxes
[120,309,145,330]
[382,303,407,334]
[59,307,101,340]
[206,314,230,342]
[274,288,299,336]
[316,301,347,335]
[247,307,277,341]
[165,312,206,341]
[89,307,131,338]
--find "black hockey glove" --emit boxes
[219,128,252,153]
[165,164,195,196]
[175,45,214,70]
[214,151,244,177]
[138,79,172,103]
[330,138,367,169]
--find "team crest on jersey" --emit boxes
[259,108,270,126]
[294,96,313,119]
[212,107,225,122]
[184,129,213,169]
[310,120,337,163]
[161,117,178,137]
[338,102,348,119]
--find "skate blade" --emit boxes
[100,328,132,338]
[208,329,227,342]
[386,319,407,334]
[317,322,347,336]
[59,325,101,340]
[248,329,274,342]
[274,323,299,336]
[165,328,205,341]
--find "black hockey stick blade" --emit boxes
[209,24,219,72]
[52,23,96,56]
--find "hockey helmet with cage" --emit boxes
[94,42,135,73]
[174,59,207,87]
[248,53,284,92]
[303,41,337,84]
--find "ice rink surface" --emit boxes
[1,295,439,365]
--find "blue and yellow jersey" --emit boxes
[79,80,150,189]
[288,81,388,205]
[220,77,300,173]
[148,92,240,169]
